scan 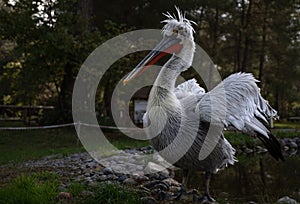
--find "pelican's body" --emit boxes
[144,60,236,174]
[124,8,283,202]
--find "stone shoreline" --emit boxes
[14,137,300,203]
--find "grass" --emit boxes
[0,121,299,203]
[274,121,300,129]
[0,126,149,165]
[0,172,59,204]
[0,172,142,204]
[0,121,299,165]
[0,127,84,165]
[82,182,142,204]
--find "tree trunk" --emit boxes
[258,2,269,86]
[236,0,245,72]
[241,0,252,72]
[59,62,75,122]
[209,5,219,88]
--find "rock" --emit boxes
[125,149,137,154]
[284,146,290,151]
[145,162,169,177]
[292,137,300,144]
[140,146,154,154]
[141,196,158,204]
[163,178,181,186]
[84,172,90,177]
[144,180,162,189]
[244,147,254,154]
[139,186,151,196]
[123,177,137,186]
[107,174,118,180]
[256,145,268,154]
[147,173,160,180]
[80,190,94,197]
[132,172,149,184]
[97,175,108,181]
[117,175,128,182]
[58,192,72,200]
[158,171,169,180]
[289,142,298,149]
[277,196,298,204]
[169,186,181,192]
[102,167,114,175]
[155,190,166,201]
[43,154,63,160]
[154,182,170,191]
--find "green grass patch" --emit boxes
[274,121,300,129]
[272,130,300,138]
[68,181,85,196]
[224,131,256,147]
[0,127,149,165]
[83,182,142,204]
[0,172,143,204]
[0,172,60,204]
[0,127,84,164]
[105,132,149,149]
[0,121,298,165]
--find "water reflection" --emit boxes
[180,155,300,203]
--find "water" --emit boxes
[178,155,300,203]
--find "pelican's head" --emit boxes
[123,8,196,85]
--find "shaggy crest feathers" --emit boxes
[161,7,196,34]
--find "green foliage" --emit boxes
[0,173,59,204]
[0,0,299,123]
[0,0,103,122]
[224,131,256,147]
[68,181,85,196]
[0,127,83,164]
[83,182,142,204]
[0,127,149,164]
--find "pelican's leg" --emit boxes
[200,172,215,203]
[175,169,189,200]
[182,169,189,190]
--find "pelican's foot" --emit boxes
[193,193,216,204]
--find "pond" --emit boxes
[178,155,300,203]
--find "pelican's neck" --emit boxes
[154,55,190,91]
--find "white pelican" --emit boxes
[123,8,283,202]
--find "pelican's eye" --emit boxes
[173,29,178,34]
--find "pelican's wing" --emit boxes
[195,72,283,160]
[174,79,206,113]
[174,78,206,100]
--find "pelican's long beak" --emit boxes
[123,36,183,85]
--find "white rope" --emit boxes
[0,122,143,131]
[0,123,75,130]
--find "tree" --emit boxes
[0,0,102,123]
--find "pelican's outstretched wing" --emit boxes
[174,78,205,99]
[194,72,283,160]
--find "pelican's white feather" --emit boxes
[195,72,278,138]
[174,79,205,99]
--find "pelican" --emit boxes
[123,8,284,202]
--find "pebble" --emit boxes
[289,142,298,149]
[14,139,300,203]
[58,192,72,200]
[102,167,114,175]
[141,196,158,204]
[277,196,298,204]
[123,177,138,186]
